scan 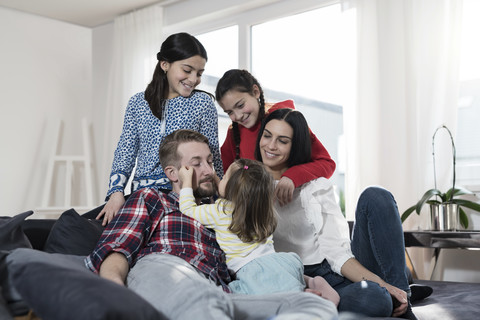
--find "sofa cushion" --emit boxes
[0,210,33,251]
[0,210,34,317]
[43,208,104,256]
[7,248,166,320]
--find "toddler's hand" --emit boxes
[213,171,221,187]
[178,166,194,188]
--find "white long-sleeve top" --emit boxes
[273,177,354,275]
[179,188,275,272]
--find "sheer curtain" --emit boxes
[100,5,163,195]
[341,0,463,231]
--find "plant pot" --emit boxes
[430,203,458,231]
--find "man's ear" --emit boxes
[164,165,178,182]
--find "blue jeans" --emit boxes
[304,187,410,317]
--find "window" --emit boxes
[251,4,355,198]
[456,0,480,190]
[196,26,239,146]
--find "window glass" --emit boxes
[456,0,480,190]
[251,4,355,207]
[196,26,239,147]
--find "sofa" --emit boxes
[1,208,480,320]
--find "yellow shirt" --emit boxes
[179,188,274,272]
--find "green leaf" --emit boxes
[401,205,416,222]
[449,187,473,199]
[458,207,469,229]
[415,189,442,214]
[454,199,480,212]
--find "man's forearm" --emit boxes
[99,252,129,286]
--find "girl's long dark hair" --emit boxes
[215,69,266,159]
[145,32,208,120]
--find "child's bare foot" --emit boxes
[304,276,340,307]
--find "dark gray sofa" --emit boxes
[2,208,480,320]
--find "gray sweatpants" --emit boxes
[127,253,338,320]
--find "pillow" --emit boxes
[43,208,104,255]
[0,210,33,251]
[0,210,34,317]
[7,248,165,320]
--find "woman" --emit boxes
[97,32,222,225]
[254,108,417,319]
[215,69,335,205]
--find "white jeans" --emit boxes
[127,253,338,320]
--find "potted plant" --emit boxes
[401,125,480,229]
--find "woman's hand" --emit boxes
[341,258,408,317]
[96,192,125,226]
[275,176,295,206]
[384,283,408,317]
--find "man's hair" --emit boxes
[159,129,209,169]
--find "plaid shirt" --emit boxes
[85,188,231,291]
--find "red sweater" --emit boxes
[220,100,336,187]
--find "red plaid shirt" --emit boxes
[85,188,231,291]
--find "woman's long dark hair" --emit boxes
[254,108,312,168]
[215,69,266,159]
[145,32,208,120]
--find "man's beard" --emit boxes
[193,176,217,198]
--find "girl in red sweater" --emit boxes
[215,69,336,205]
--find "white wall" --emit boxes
[0,7,92,216]
[91,23,114,203]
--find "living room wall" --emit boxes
[0,6,92,216]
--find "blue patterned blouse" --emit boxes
[106,91,222,199]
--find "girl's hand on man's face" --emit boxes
[178,166,194,185]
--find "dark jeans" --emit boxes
[305,187,410,317]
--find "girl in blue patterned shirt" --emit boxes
[97,32,223,226]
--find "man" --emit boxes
[85,129,337,320]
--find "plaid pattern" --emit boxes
[85,188,231,291]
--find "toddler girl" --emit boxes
[178,158,339,305]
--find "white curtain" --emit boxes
[100,5,163,195]
[341,0,463,229]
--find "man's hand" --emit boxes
[96,192,125,226]
[178,166,194,189]
[275,176,295,206]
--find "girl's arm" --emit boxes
[281,130,336,187]
[275,130,336,205]
[98,95,140,224]
[178,188,219,229]
[178,166,219,228]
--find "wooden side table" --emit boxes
[403,230,480,279]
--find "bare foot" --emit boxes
[305,276,340,307]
